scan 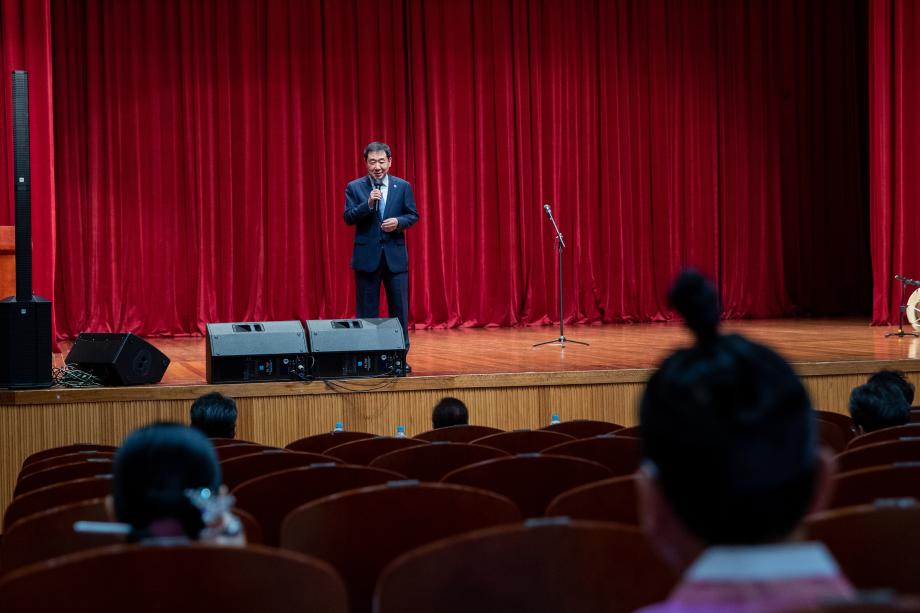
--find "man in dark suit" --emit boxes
[343,142,419,367]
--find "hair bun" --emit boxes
[669,269,720,341]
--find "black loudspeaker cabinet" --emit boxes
[206,321,308,384]
[306,318,407,379]
[0,72,54,389]
[0,297,52,388]
[65,332,170,386]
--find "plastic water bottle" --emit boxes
[333,421,344,433]
[550,414,561,425]
[395,425,407,438]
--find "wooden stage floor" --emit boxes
[1,317,918,517]
[52,317,920,385]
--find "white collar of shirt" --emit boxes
[685,542,843,583]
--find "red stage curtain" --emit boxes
[0,0,56,316]
[48,0,868,338]
[869,0,920,324]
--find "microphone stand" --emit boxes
[886,275,920,338]
[534,204,588,348]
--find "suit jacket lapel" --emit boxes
[387,178,399,215]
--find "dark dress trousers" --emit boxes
[343,174,419,347]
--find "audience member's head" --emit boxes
[638,270,829,569]
[867,369,914,405]
[113,423,222,542]
[849,380,910,433]
[190,392,238,438]
[432,397,469,429]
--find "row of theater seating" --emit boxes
[11,408,920,500]
[2,415,920,612]
[8,415,920,521]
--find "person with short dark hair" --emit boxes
[344,142,419,370]
[190,392,238,438]
[867,369,915,405]
[849,380,910,434]
[636,270,852,612]
[112,423,240,543]
[432,397,469,429]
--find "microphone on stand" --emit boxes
[542,203,565,249]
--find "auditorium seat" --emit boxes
[208,436,250,447]
[836,439,920,473]
[413,424,503,443]
[325,436,428,465]
[804,502,920,595]
[233,507,263,544]
[13,459,114,498]
[545,474,640,525]
[220,449,341,490]
[846,423,920,450]
[470,429,575,454]
[285,431,375,453]
[231,464,405,546]
[373,518,676,613]
[815,410,856,441]
[3,475,113,532]
[613,425,642,438]
[0,498,262,575]
[0,498,116,577]
[280,482,521,613]
[540,419,623,438]
[0,544,348,613]
[542,434,641,476]
[829,465,920,509]
[18,450,115,481]
[816,419,849,453]
[214,442,278,462]
[21,444,117,468]
[441,454,612,517]
[369,442,509,481]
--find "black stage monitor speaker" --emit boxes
[306,318,406,378]
[65,333,170,386]
[206,321,308,383]
[0,70,53,389]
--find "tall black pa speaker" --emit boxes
[0,70,52,389]
[65,333,170,386]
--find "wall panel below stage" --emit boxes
[2,367,913,521]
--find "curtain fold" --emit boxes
[45,0,868,338]
[869,0,920,324]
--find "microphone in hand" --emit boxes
[370,181,383,208]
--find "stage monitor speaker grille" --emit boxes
[305,318,406,378]
[205,320,308,383]
[65,333,170,386]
